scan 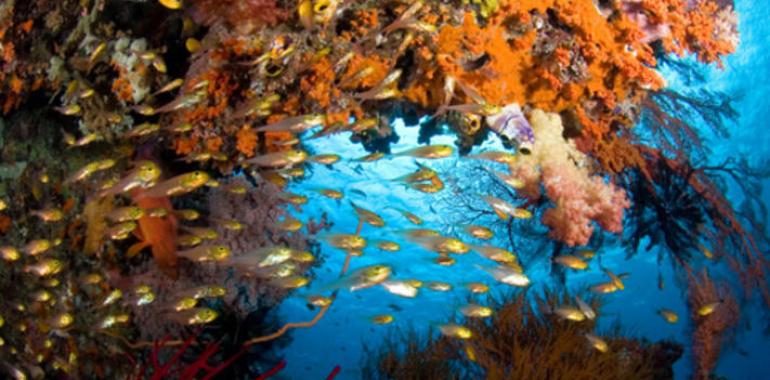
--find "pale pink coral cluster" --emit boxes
[509,110,630,246]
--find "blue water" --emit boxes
[271,1,770,378]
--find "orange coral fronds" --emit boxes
[205,136,223,152]
[236,125,259,157]
[300,57,337,108]
[173,136,200,155]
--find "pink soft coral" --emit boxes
[508,110,630,246]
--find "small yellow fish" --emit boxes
[181,226,218,240]
[106,207,145,223]
[465,225,493,240]
[147,208,169,218]
[355,152,385,162]
[224,183,248,195]
[307,295,332,307]
[275,275,310,289]
[173,308,219,325]
[465,282,489,294]
[459,304,493,318]
[604,269,625,290]
[434,256,456,266]
[698,243,714,259]
[175,209,200,221]
[325,234,366,250]
[290,251,315,264]
[658,309,679,323]
[377,240,400,252]
[68,159,116,183]
[31,290,53,302]
[465,344,477,362]
[427,281,452,291]
[101,161,161,197]
[131,104,156,116]
[101,289,123,307]
[178,234,203,247]
[371,314,394,325]
[23,239,53,256]
[554,306,585,321]
[177,245,231,262]
[467,151,517,164]
[185,38,201,53]
[246,149,308,168]
[381,280,419,298]
[124,123,160,138]
[316,188,344,199]
[0,246,20,261]
[590,282,619,294]
[477,264,530,287]
[390,208,422,225]
[471,245,516,264]
[55,104,82,116]
[413,235,468,254]
[135,291,156,306]
[88,41,108,67]
[80,273,103,285]
[30,208,64,223]
[438,324,472,339]
[216,219,244,231]
[153,78,184,95]
[577,250,596,260]
[152,56,167,73]
[585,333,609,353]
[69,132,104,148]
[350,201,385,227]
[280,192,309,205]
[697,302,721,317]
[276,215,303,232]
[166,122,194,133]
[554,255,588,270]
[51,312,74,329]
[158,0,182,10]
[393,145,454,159]
[99,314,131,329]
[172,297,198,311]
[0,198,6,211]
[137,171,210,198]
[106,221,138,240]
[308,153,341,165]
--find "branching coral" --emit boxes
[363,290,683,380]
[687,269,739,380]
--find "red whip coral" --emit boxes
[687,269,739,380]
[510,110,630,246]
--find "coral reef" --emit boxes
[362,290,683,380]
[0,0,764,378]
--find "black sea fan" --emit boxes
[625,159,707,264]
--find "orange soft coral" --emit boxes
[236,125,259,157]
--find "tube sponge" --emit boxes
[509,110,630,246]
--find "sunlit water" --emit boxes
[271,1,770,378]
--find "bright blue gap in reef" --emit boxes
[274,0,770,377]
